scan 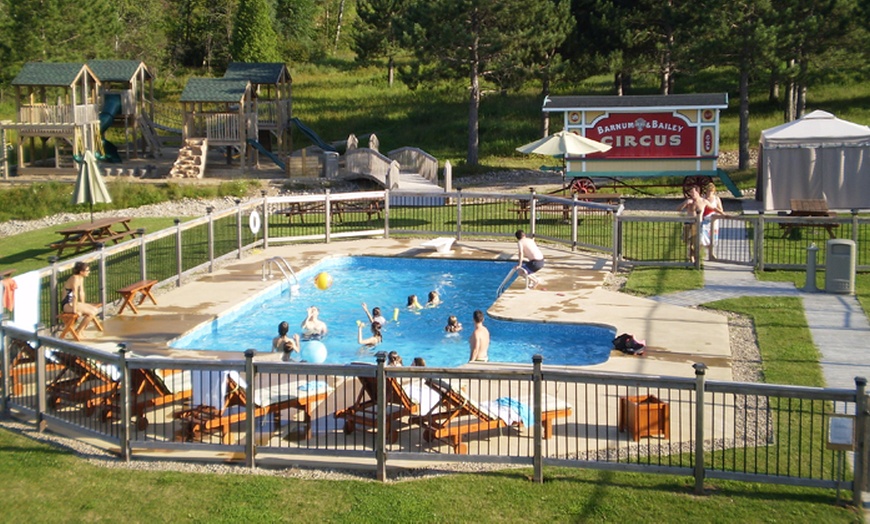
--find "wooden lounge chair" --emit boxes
[94,367,193,430]
[409,378,572,454]
[46,351,119,411]
[334,369,440,443]
[174,370,332,444]
[3,338,61,396]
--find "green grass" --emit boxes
[623,267,704,296]
[0,427,860,522]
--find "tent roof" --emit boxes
[761,110,870,146]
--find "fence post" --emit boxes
[0,327,9,417]
[384,189,391,239]
[234,199,243,259]
[756,212,765,272]
[174,219,183,287]
[137,228,147,281]
[853,377,868,507]
[206,207,215,273]
[571,194,578,252]
[530,188,537,236]
[456,188,463,241]
[325,189,332,244]
[375,351,387,482]
[612,215,621,273]
[693,362,707,495]
[851,210,859,243]
[118,344,131,462]
[244,349,256,469]
[694,214,702,270]
[533,354,544,483]
[49,256,59,329]
[262,191,270,250]
[98,244,108,319]
[36,334,47,432]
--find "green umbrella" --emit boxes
[72,150,112,222]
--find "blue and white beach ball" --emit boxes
[301,340,328,364]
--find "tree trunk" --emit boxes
[467,36,480,166]
[388,56,394,87]
[615,71,623,96]
[783,59,796,122]
[541,71,550,137]
[333,0,345,52]
[738,67,750,170]
[768,68,779,103]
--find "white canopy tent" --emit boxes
[758,110,870,211]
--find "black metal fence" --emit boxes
[2,327,866,502]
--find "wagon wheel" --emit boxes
[683,175,713,198]
[570,177,596,195]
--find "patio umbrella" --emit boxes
[72,150,112,222]
[516,130,612,158]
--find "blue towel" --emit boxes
[496,397,531,428]
[298,380,327,392]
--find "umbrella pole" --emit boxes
[90,202,94,223]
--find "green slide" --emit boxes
[290,117,337,153]
[98,93,123,163]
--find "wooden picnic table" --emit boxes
[275,200,383,224]
[50,217,136,257]
[780,199,840,239]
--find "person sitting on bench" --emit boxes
[61,262,101,333]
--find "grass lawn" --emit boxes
[0,427,861,522]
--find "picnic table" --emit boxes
[275,200,383,224]
[780,199,839,239]
[49,217,136,257]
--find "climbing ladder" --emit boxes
[138,115,163,158]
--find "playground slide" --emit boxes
[246,139,285,170]
[98,93,123,163]
[289,117,338,153]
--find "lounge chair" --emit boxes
[174,370,332,444]
[334,369,440,443]
[46,351,120,411]
[94,367,193,430]
[3,338,61,396]
[410,378,572,454]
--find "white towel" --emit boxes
[191,370,240,410]
[10,270,40,331]
[403,379,441,415]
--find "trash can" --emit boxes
[825,239,856,294]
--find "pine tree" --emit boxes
[230,0,281,63]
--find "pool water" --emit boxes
[172,256,614,367]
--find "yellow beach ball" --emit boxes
[314,272,333,290]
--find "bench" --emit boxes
[779,198,840,239]
[336,200,383,221]
[275,202,343,224]
[58,308,103,341]
[117,279,158,315]
[420,237,455,254]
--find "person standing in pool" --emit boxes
[357,321,383,347]
[272,321,300,361]
[427,290,441,307]
[516,230,544,289]
[301,306,328,339]
[407,294,423,310]
[361,302,386,327]
[468,309,490,363]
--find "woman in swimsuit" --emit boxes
[61,262,100,332]
[301,306,328,339]
[357,321,383,347]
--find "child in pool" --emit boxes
[427,290,441,307]
[445,315,463,333]
[407,294,423,310]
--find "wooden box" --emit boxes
[618,395,670,441]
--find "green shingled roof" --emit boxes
[223,62,289,85]
[11,62,91,87]
[87,60,151,83]
[179,78,250,103]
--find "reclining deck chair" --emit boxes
[3,338,61,396]
[46,351,120,411]
[94,367,193,430]
[409,378,572,454]
[334,369,440,443]
[174,370,332,444]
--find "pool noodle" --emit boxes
[393,308,399,321]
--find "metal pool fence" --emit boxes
[1,327,867,503]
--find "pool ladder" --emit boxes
[262,256,300,293]
[496,267,526,297]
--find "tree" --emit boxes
[113,0,170,67]
[353,0,409,86]
[401,0,571,166]
[274,0,320,60]
[165,0,237,70]
[230,0,281,62]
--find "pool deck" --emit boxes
[92,238,731,381]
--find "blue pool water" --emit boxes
[172,257,614,367]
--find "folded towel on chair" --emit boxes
[492,397,532,428]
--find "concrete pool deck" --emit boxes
[92,238,731,381]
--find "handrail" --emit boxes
[262,256,300,292]
[496,267,522,297]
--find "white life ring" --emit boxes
[249,210,262,235]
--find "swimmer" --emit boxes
[445,315,463,333]
[411,357,426,367]
[361,302,386,327]
[407,294,423,310]
[301,306,328,339]
[387,351,404,367]
[427,290,441,307]
[357,321,383,347]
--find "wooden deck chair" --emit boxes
[174,371,332,444]
[95,368,193,430]
[3,338,61,396]
[409,378,572,454]
[46,351,120,411]
[334,368,438,443]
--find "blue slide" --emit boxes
[98,93,123,163]
[246,138,285,170]
[289,117,338,152]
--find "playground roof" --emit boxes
[11,62,97,87]
[180,78,250,103]
[542,93,729,112]
[87,60,153,83]
[223,62,290,85]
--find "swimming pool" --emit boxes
[172,256,614,367]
